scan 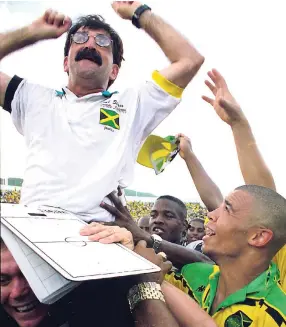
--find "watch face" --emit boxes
[152,234,162,242]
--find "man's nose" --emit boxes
[208,208,219,222]
[153,215,165,224]
[9,277,30,300]
[85,35,98,49]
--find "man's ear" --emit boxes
[64,56,69,74]
[109,64,119,83]
[248,227,274,247]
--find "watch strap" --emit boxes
[128,282,165,312]
[132,4,151,29]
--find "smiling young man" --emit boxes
[187,218,205,244]
[0,240,49,327]
[165,185,286,326]
[0,2,204,223]
[149,195,188,246]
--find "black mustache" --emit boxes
[75,48,102,66]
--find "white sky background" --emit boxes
[1,0,286,202]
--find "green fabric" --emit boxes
[180,262,285,315]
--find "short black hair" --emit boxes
[157,195,187,220]
[189,218,205,226]
[64,15,124,87]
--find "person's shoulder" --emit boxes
[182,262,216,274]
[273,245,286,290]
[181,262,217,285]
[273,245,286,266]
[264,281,286,319]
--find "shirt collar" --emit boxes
[206,262,279,313]
[56,88,118,100]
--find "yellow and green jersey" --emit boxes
[274,245,286,291]
[166,262,286,327]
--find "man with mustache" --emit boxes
[0,2,204,223]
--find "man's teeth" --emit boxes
[153,227,164,233]
[14,302,37,313]
[206,228,215,236]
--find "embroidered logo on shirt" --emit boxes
[101,99,127,113]
[99,108,120,130]
[224,311,252,327]
[196,285,206,293]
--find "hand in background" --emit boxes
[202,69,246,127]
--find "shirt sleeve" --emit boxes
[132,70,184,156]
[3,75,54,135]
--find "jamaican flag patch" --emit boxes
[99,108,120,130]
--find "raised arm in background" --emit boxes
[177,133,223,211]
[202,69,276,190]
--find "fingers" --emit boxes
[175,133,186,140]
[207,70,217,85]
[43,9,52,22]
[204,80,217,95]
[202,95,214,106]
[117,186,123,197]
[99,229,134,250]
[107,192,123,209]
[80,223,128,242]
[43,9,71,30]
[100,201,120,216]
[54,13,65,27]
[157,252,167,262]
[207,69,228,89]
[45,9,57,25]
[212,69,228,88]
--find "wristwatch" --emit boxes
[151,234,162,253]
[128,282,165,312]
[132,4,152,29]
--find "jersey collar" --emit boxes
[56,88,118,100]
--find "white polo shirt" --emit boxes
[5,71,183,222]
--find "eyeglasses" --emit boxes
[71,31,112,48]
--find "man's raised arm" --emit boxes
[112,1,204,88]
[0,9,71,107]
[177,133,223,211]
[202,69,276,190]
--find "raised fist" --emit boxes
[29,9,72,41]
[111,1,142,20]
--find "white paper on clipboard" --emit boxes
[1,204,160,282]
[1,224,79,304]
